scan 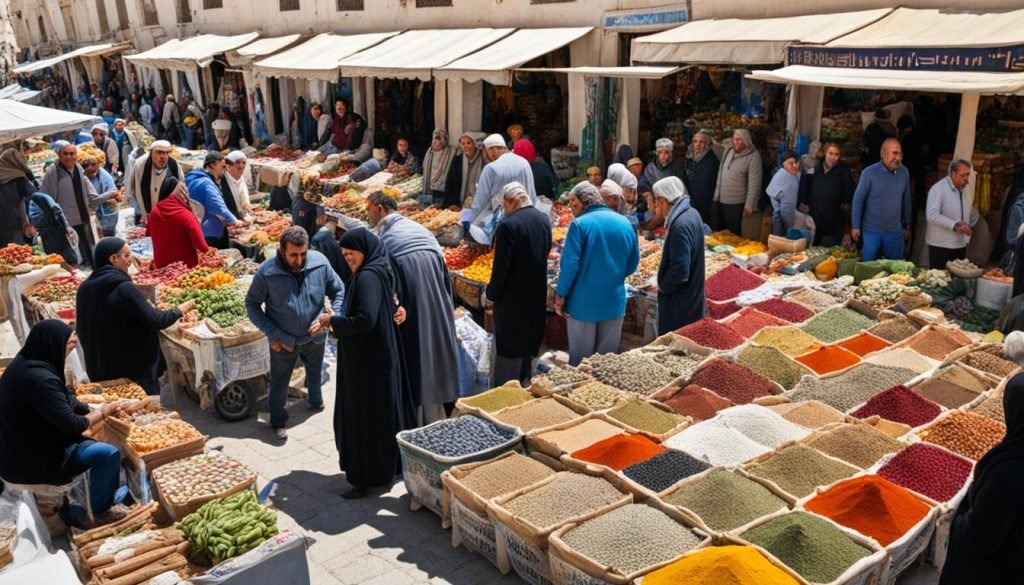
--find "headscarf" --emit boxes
[570,181,604,208]
[690,130,714,164]
[339,227,397,304]
[93,236,127,269]
[431,128,449,148]
[19,319,73,383]
[512,139,536,162]
[652,176,687,204]
[158,176,181,202]
[606,163,638,191]
[970,344,1024,505]
[733,129,755,151]
[599,179,624,201]
[0,148,34,184]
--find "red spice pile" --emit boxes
[662,384,734,422]
[851,385,942,428]
[707,300,741,320]
[689,359,778,405]
[676,317,746,350]
[796,346,861,375]
[752,298,815,323]
[804,476,932,547]
[570,434,666,471]
[838,333,891,357]
[878,443,973,502]
[725,308,788,339]
[705,264,765,302]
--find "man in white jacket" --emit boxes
[925,159,978,268]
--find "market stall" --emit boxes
[0,98,99,144]
[12,42,132,96]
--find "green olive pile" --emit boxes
[168,287,247,326]
[179,490,277,565]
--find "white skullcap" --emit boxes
[655,138,673,151]
[483,134,506,149]
[91,123,108,134]
[652,176,688,204]
[501,181,530,201]
[1005,331,1024,367]
[212,119,232,131]
[225,150,247,164]
[606,163,637,190]
[600,179,624,200]
[52,140,71,151]
[149,140,172,152]
[570,181,604,207]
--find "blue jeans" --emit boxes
[64,440,120,514]
[268,337,326,428]
[861,230,904,261]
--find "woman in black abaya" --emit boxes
[331,228,415,499]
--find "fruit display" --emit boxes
[627,250,662,288]
[551,203,574,227]
[982,267,1013,284]
[408,207,441,224]
[166,286,247,327]
[422,210,460,233]
[152,452,256,508]
[462,251,495,283]
[133,262,190,287]
[445,245,482,271]
[27,275,81,304]
[916,269,952,289]
[29,253,65,266]
[175,268,235,290]
[76,381,148,401]
[127,419,203,453]
[197,250,227,269]
[179,490,278,566]
[705,230,747,248]
[0,244,32,266]
[390,174,423,196]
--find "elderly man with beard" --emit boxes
[685,130,720,224]
[40,142,102,266]
[125,140,184,222]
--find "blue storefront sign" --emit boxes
[788,45,1024,73]
[604,6,688,31]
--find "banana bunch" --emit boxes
[179,490,277,566]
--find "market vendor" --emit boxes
[0,320,125,522]
[319,98,366,157]
[76,238,196,395]
[387,137,421,175]
[652,177,705,334]
[468,134,538,244]
[713,129,762,239]
[798,143,854,247]
[443,132,485,210]
[940,331,1024,584]
[766,150,800,236]
[223,150,252,219]
[306,102,332,150]
[148,177,209,268]
[185,151,246,249]
[0,148,36,247]
[125,140,184,222]
[421,129,457,207]
[925,159,978,269]
[851,138,912,261]
[83,155,123,238]
[685,130,720,224]
[90,123,119,174]
[39,141,101,267]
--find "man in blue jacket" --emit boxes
[851,138,912,261]
[184,151,244,249]
[246,226,345,440]
[556,181,640,366]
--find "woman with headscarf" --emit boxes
[606,163,640,229]
[147,177,209,268]
[713,129,763,238]
[443,132,485,210]
[330,228,414,499]
[940,331,1024,584]
[0,148,36,246]
[612,144,634,167]
[513,138,556,199]
[76,238,195,395]
[0,320,123,519]
[652,177,705,334]
[421,129,457,207]
[767,151,801,236]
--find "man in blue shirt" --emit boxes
[82,156,121,237]
[184,151,244,248]
[851,138,912,261]
[555,182,640,366]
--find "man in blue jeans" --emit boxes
[246,226,345,440]
[851,138,912,261]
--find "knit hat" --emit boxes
[91,123,108,134]
[483,134,506,149]
[570,181,604,207]
[652,176,688,204]
[600,179,624,200]
[655,138,673,151]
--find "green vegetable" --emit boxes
[178,490,278,566]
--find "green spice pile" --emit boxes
[786,287,840,312]
[534,418,625,454]
[800,307,875,344]
[807,423,904,469]
[787,364,918,411]
[740,512,872,584]
[586,353,677,396]
[867,316,921,343]
[607,400,684,435]
[454,454,555,500]
[745,444,858,499]
[737,345,811,390]
[664,470,788,532]
[460,383,533,412]
[559,504,703,576]
[751,326,821,357]
[564,382,623,410]
[493,398,581,432]
[768,401,846,429]
[502,473,624,531]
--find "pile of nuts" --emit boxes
[586,353,676,397]
[917,411,1006,461]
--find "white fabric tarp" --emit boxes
[340,28,515,81]
[436,27,593,85]
[0,100,99,144]
[0,84,39,102]
[125,33,259,71]
[826,7,1024,48]
[748,65,1024,95]
[630,8,892,65]
[518,65,682,79]
[225,34,302,67]
[252,32,398,81]
[13,42,128,74]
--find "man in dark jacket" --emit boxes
[651,177,705,334]
[798,143,855,246]
[76,238,195,395]
[486,182,553,385]
[0,148,36,246]
[685,130,720,224]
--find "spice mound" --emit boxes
[675,317,746,350]
[917,411,1006,461]
[586,353,676,396]
[737,345,811,390]
[663,469,788,532]
[769,400,845,429]
[570,434,665,471]
[807,423,904,469]
[501,473,624,531]
[622,449,709,493]
[851,385,942,428]
[837,332,890,357]
[401,415,516,458]
[459,383,532,412]
[752,326,821,357]
[796,346,861,375]
[452,453,554,501]
[642,545,801,585]
[606,400,684,435]
[564,382,623,410]
[492,398,580,432]
[753,298,815,323]
[725,308,787,339]
[878,443,973,502]
[705,264,765,302]
[801,307,876,344]
[533,418,625,455]
[740,512,872,584]
[664,422,771,467]
[689,359,778,405]
[905,327,971,361]
[716,404,810,448]
[661,384,733,422]
[868,316,920,343]
[745,444,858,499]
[804,476,932,547]
[787,364,918,412]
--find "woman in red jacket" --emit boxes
[147,177,209,268]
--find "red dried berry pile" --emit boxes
[706,299,741,320]
[689,359,778,405]
[705,264,765,302]
[725,308,788,339]
[752,298,815,323]
[851,385,943,428]
[662,384,734,422]
[676,317,746,350]
[878,443,973,503]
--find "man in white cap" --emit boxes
[39,141,101,266]
[651,176,705,334]
[223,151,252,220]
[466,134,537,244]
[639,137,687,200]
[91,123,120,174]
[125,140,184,221]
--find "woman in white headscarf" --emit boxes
[420,128,457,207]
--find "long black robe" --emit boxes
[657,196,706,335]
[331,228,414,488]
[486,206,552,358]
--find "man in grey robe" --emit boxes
[367,190,460,425]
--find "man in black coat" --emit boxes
[685,130,720,224]
[798,143,855,246]
[651,177,705,335]
[486,181,553,385]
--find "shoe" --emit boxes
[341,486,367,499]
[308,402,325,411]
[274,427,288,440]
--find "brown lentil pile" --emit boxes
[906,327,971,360]
[493,398,581,432]
[607,400,684,435]
[807,423,904,469]
[918,411,1006,461]
[914,378,982,409]
[865,348,936,375]
[559,504,703,576]
[737,345,812,390]
[455,453,555,500]
[461,383,533,412]
[768,400,847,429]
[745,444,858,499]
[662,384,734,422]
[959,351,1018,378]
[786,287,840,312]
[586,353,677,396]
[868,316,921,343]
[937,364,993,393]
[751,326,821,357]
[534,418,625,454]
[971,394,1006,423]
[787,364,918,411]
[564,382,624,410]
[663,469,788,532]
[502,472,625,531]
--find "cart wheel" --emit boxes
[214,380,256,422]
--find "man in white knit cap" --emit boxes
[465,133,537,245]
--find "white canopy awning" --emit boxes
[225,34,303,67]
[13,42,129,74]
[826,7,1024,48]
[518,65,683,79]
[630,8,892,65]
[125,33,260,71]
[0,99,100,144]
[340,28,515,81]
[435,27,592,85]
[252,32,398,81]
[0,84,40,102]
[749,65,1024,95]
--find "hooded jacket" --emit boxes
[147,193,209,268]
[185,168,238,238]
[714,130,763,209]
